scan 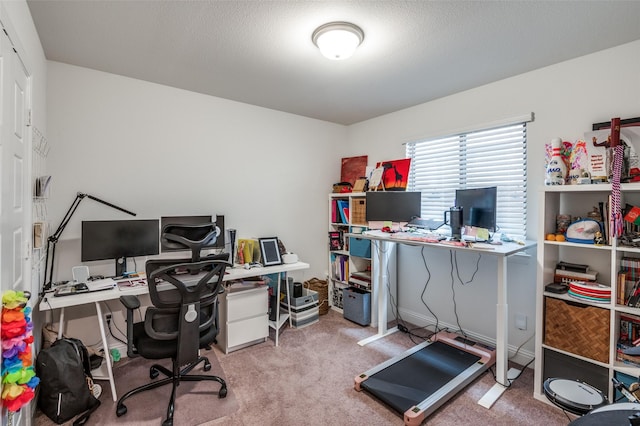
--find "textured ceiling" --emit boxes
[27,1,640,125]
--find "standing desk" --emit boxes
[349,230,535,408]
[38,261,309,401]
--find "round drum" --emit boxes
[570,403,640,426]
[590,402,640,413]
[543,378,608,415]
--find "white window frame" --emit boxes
[406,117,530,239]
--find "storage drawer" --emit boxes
[226,286,268,322]
[349,237,371,258]
[544,297,610,363]
[227,315,268,348]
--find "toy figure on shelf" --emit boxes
[545,137,568,185]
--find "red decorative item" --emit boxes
[374,158,411,191]
[340,156,368,186]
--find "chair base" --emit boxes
[116,356,227,426]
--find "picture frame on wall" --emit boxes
[259,237,282,266]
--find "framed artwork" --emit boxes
[340,155,368,186]
[374,158,411,191]
[259,237,282,266]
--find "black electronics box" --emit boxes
[545,282,568,294]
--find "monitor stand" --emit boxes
[115,256,127,277]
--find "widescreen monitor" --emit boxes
[365,192,421,222]
[81,219,160,276]
[160,215,225,252]
[455,187,497,232]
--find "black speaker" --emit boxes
[293,282,303,298]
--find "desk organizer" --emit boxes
[281,288,319,328]
[544,297,609,363]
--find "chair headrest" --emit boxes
[162,222,220,261]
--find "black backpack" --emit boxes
[36,338,100,425]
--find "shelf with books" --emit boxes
[536,184,640,406]
[328,193,372,312]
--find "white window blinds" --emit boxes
[406,122,528,239]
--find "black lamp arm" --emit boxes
[42,192,136,295]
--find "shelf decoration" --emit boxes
[373,158,411,191]
[340,155,368,187]
[610,117,624,240]
[1,290,39,415]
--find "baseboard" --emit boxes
[396,308,535,368]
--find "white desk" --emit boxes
[38,261,309,401]
[350,230,535,408]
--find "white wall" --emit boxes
[46,62,347,343]
[346,40,640,360]
[44,34,640,361]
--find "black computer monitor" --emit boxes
[365,192,421,222]
[81,219,160,276]
[160,215,225,252]
[455,187,497,232]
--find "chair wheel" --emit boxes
[219,387,227,398]
[116,404,127,417]
[150,367,159,379]
[204,361,211,372]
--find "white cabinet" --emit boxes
[534,183,640,405]
[328,193,371,311]
[216,283,268,354]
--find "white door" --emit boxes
[0,19,31,426]
[0,21,30,293]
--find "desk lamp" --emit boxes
[41,192,136,296]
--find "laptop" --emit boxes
[407,217,445,230]
[54,280,116,297]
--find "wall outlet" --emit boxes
[515,313,527,330]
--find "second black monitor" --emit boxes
[366,192,421,222]
[455,187,497,232]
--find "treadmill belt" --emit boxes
[361,341,481,414]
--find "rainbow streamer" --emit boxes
[1,290,39,412]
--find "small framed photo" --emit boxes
[259,237,282,266]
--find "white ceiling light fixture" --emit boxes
[312,21,364,60]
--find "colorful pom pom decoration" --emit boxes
[1,290,39,414]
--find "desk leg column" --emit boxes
[57,308,65,339]
[478,255,515,408]
[358,239,398,346]
[94,302,117,401]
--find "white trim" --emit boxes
[403,112,534,145]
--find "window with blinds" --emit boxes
[406,122,527,239]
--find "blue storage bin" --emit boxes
[349,236,371,258]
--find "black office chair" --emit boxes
[116,223,231,426]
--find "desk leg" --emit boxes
[478,256,519,408]
[57,307,65,339]
[94,302,117,401]
[358,239,398,346]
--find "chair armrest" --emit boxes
[119,295,141,358]
[120,295,140,310]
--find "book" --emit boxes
[350,271,371,281]
[624,205,640,225]
[556,261,589,273]
[554,268,597,281]
[348,277,371,288]
[328,231,343,251]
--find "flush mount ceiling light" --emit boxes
[312,21,364,60]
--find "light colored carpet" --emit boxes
[35,310,572,425]
[34,347,238,425]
